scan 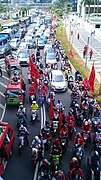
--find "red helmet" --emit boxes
[77,133,81,138]
[43,159,48,165]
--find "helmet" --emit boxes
[77,133,81,138]
[20,105,23,109]
[63,125,67,129]
[54,138,60,146]
[32,101,36,104]
[94,151,98,156]
[34,136,39,142]
[58,99,61,103]
[43,159,48,165]
[19,102,23,105]
[72,157,78,163]
[85,121,88,125]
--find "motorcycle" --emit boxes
[60,136,67,153]
[42,130,52,147]
[51,155,60,173]
[87,157,101,180]
[73,146,84,163]
[39,171,51,180]
[31,147,39,164]
[82,130,91,144]
[52,120,59,133]
[29,94,36,104]
[17,116,27,129]
[92,116,101,130]
[18,135,27,155]
[31,109,38,121]
[39,95,46,106]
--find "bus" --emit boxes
[5,74,24,105]
[19,17,31,28]
[1,22,19,33]
[0,122,14,177]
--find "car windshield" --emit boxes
[25,39,32,43]
[53,75,64,82]
[7,90,21,97]
[19,52,28,58]
[11,65,20,71]
[48,54,55,60]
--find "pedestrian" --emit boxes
[27,68,31,84]
[0,66,2,76]
[77,33,80,40]
[83,50,86,59]
[89,49,93,60]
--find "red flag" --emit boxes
[82,77,90,88]
[32,77,38,93]
[89,64,95,92]
[69,49,74,58]
[30,58,39,79]
[49,98,55,120]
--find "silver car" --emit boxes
[9,38,20,50]
[50,70,67,92]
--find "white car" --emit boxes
[9,38,20,50]
[50,70,67,92]
[44,44,53,55]
[45,52,57,65]
[18,41,28,52]
[18,50,30,66]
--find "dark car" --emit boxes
[0,44,12,58]
[15,29,26,40]
[37,38,45,49]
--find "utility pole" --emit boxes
[84,36,90,68]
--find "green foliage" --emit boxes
[0,3,7,13]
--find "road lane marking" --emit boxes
[0,91,5,97]
[0,82,7,88]
[2,75,9,80]
[0,103,5,110]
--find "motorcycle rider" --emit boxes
[90,151,100,169]
[18,124,29,146]
[69,157,79,171]
[41,121,51,142]
[66,111,76,132]
[59,125,68,143]
[88,151,100,178]
[17,104,27,120]
[31,101,38,117]
[82,120,91,141]
[56,99,63,112]
[93,107,100,118]
[53,170,66,180]
[70,165,84,180]
[50,138,62,156]
[39,159,51,178]
[74,133,84,147]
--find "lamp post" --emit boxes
[98,72,101,95]
[84,36,90,68]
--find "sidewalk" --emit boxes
[65,15,101,84]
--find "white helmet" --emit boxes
[85,121,88,125]
[35,136,39,141]
[32,101,36,104]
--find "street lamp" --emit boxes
[84,36,90,68]
[98,72,101,95]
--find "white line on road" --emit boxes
[0,82,7,88]
[0,91,5,97]
[0,103,5,110]
[2,75,9,80]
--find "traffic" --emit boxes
[0,8,100,180]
